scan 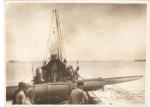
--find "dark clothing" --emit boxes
[65,67,73,78]
[42,70,49,82]
[45,59,66,82]
[47,59,66,73]
[72,67,80,80]
[33,76,42,84]
[65,67,79,81]
[41,66,49,82]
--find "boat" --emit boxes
[6,9,143,104]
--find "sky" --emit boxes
[6,3,146,61]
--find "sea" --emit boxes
[6,61,145,106]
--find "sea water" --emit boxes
[6,61,145,106]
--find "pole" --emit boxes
[77,60,79,67]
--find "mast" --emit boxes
[45,9,64,62]
[54,9,63,61]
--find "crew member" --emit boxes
[41,66,49,82]
[63,59,67,68]
[33,68,44,84]
[46,54,66,82]
[72,67,80,80]
[69,81,88,104]
[65,65,74,79]
[12,82,31,104]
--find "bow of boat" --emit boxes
[103,75,143,85]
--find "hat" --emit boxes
[51,54,57,60]
[63,59,67,63]
[18,82,28,89]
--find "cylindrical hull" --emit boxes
[6,75,142,101]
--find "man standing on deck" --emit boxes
[33,68,44,84]
[46,54,66,82]
[69,81,88,104]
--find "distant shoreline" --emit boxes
[134,59,146,62]
[7,60,146,63]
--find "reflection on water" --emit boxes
[6,61,145,105]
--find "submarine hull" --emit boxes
[6,75,142,103]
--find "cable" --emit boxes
[44,10,54,61]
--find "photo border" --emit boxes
[2,1,150,107]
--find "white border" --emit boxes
[3,1,149,107]
[0,0,4,106]
[146,1,150,107]
[5,0,148,4]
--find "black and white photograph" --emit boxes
[5,3,147,106]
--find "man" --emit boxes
[63,59,67,67]
[46,54,66,82]
[64,65,80,81]
[33,68,44,84]
[46,54,59,82]
[63,59,75,80]
[69,81,88,104]
[41,66,49,82]
[12,82,31,104]
[65,65,73,79]
[72,67,80,81]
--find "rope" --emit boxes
[55,10,62,61]
[44,10,54,61]
[56,10,66,59]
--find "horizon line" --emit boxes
[7,59,146,62]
